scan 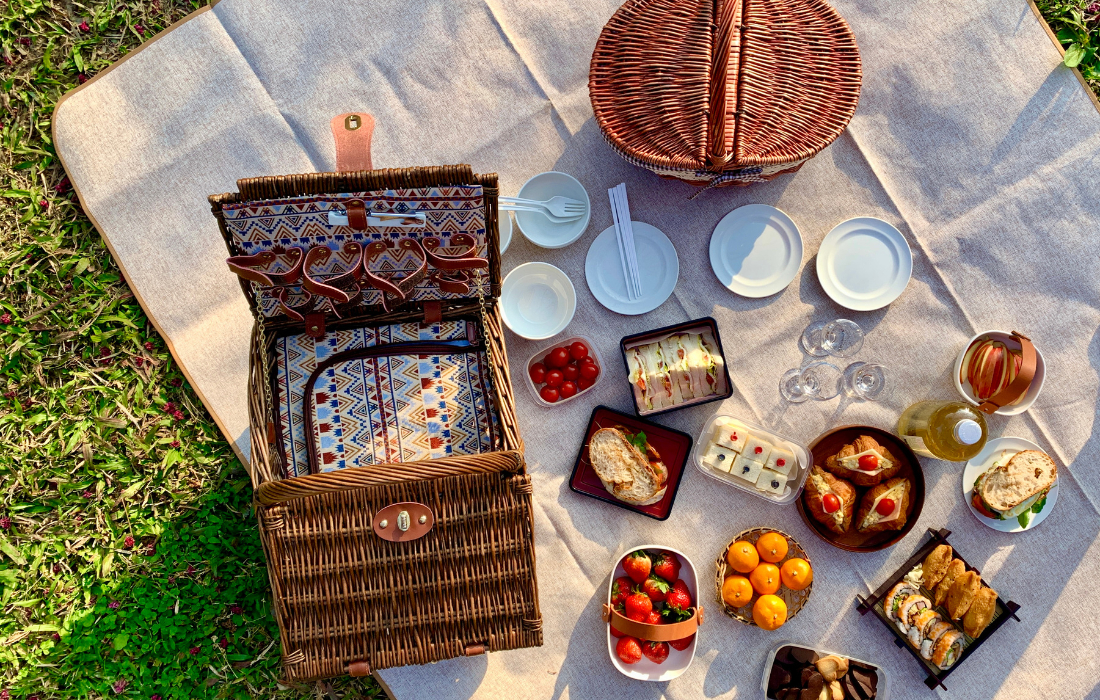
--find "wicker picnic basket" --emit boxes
[208,146,541,682]
[590,0,862,192]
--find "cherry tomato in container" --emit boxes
[579,355,596,366]
[539,386,560,403]
[529,362,547,384]
[545,370,564,389]
[546,347,570,369]
[563,364,580,381]
[569,342,589,361]
[560,381,578,399]
[577,376,595,391]
[579,363,600,382]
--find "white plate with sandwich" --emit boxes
[709,204,803,298]
[585,221,678,315]
[963,437,1058,532]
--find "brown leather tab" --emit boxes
[304,313,326,339]
[347,660,371,677]
[603,605,702,641]
[345,200,368,231]
[266,421,276,444]
[464,643,487,656]
[331,113,374,172]
[977,331,1037,414]
[423,301,442,324]
[373,502,434,542]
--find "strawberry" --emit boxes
[623,550,652,584]
[652,551,680,582]
[641,640,669,664]
[645,610,663,625]
[624,590,653,620]
[662,580,693,623]
[669,634,694,651]
[642,575,671,603]
[616,636,642,664]
[609,623,625,638]
[610,576,633,607]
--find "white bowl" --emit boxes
[499,210,513,254]
[606,545,698,682]
[500,262,576,340]
[953,330,1045,415]
[514,171,591,249]
[522,335,604,408]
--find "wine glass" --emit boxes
[843,362,886,401]
[800,321,829,357]
[821,319,864,357]
[780,362,843,402]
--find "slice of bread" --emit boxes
[979,450,1056,513]
[589,428,666,504]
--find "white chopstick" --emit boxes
[608,185,636,301]
[611,184,643,299]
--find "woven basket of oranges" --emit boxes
[715,528,812,629]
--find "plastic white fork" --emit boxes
[500,195,587,219]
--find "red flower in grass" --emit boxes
[53,563,61,573]
[3,392,13,399]
[135,356,144,368]
[111,679,127,694]
[152,695,162,700]
[51,632,60,642]
[170,440,180,448]
[189,646,199,655]
[186,564,196,574]
[100,347,110,357]
[144,341,154,350]
[19,38,30,46]
[1,689,10,699]
[39,200,48,208]
[163,402,175,412]
[146,544,156,556]
[108,600,120,610]
[219,637,228,649]
[135,24,145,35]
[82,490,94,498]
[0,313,11,324]
[170,377,182,387]
[79,21,90,32]
[54,177,72,193]
[124,535,134,549]
[172,410,184,420]
[0,517,10,530]
[229,604,244,615]
[78,74,88,84]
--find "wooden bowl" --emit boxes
[797,425,926,552]
[714,527,812,626]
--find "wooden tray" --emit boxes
[798,425,925,551]
[714,528,812,626]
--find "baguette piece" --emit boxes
[588,427,667,505]
[962,587,998,637]
[922,544,954,589]
[934,559,966,607]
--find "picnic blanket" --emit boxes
[53,0,1100,697]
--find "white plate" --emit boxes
[585,221,678,315]
[816,217,912,311]
[709,204,803,298]
[962,437,1058,532]
[500,262,576,340]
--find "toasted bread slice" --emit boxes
[589,427,666,504]
[978,450,1057,514]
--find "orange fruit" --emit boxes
[726,541,759,574]
[721,575,755,608]
[780,558,813,591]
[749,563,781,595]
[753,594,788,630]
[755,532,789,563]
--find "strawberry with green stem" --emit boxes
[623,550,652,584]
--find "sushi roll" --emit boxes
[907,608,942,648]
[932,629,965,670]
[885,582,918,623]
[896,594,931,634]
[922,621,955,660]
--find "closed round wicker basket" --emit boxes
[590,0,862,192]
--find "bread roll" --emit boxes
[947,570,982,620]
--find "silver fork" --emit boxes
[500,195,586,219]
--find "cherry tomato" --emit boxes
[875,498,896,516]
[579,363,600,381]
[563,363,580,381]
[577,376,595,390]
[529,362,547,384]
[569,342,589,361]
[858,454,879,471]
[822,493,840,514]
[546,347,570,369]
[544,370,564,389]
[560,381,578,399]
[539,386,560,403]
[579,355,596,366]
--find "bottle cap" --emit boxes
[954,419,983,445]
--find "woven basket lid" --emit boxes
[590,0,862,180]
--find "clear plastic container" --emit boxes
[692,412,811,505]
[523,335,604,408]
[760,642,890,700]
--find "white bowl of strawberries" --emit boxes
[953,330,1045,415]
[604,546,701,681]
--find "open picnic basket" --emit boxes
[590,0,862,192]
[207,116,542,681]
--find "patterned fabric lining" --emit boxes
[223,186,489,317]
[275,320,499,477]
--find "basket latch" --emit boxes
[373,502,434,542]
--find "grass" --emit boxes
[0,0,1095,698]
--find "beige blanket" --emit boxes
[53,0,1100,697]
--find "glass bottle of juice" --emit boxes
[896,400,987,461]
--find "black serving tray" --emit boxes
[855,528,1021,691]
[619,316,734,418]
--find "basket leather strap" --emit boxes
[977,331,1037,414]
[331,113,374,172]
[226,247,305,286]
[602,604,703,641]
[300,243,365,305]
[361,239,429,312]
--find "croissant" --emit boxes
[824,435,903,487]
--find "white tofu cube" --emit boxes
[743,435,773,463]
[756,468,788,496]
[713,420,748,453]
[702,444,738,472]
[731,455,764,483]
[764,444,796,476]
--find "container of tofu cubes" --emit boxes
[693,413,811,504]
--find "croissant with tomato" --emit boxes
[855,477,912,533]
[803,465,856,534]
[823,435,902,487]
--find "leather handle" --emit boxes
[977,331,1037,414]
[601,604,703,641]
[706,0,742,168]
[331,113,374,172]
